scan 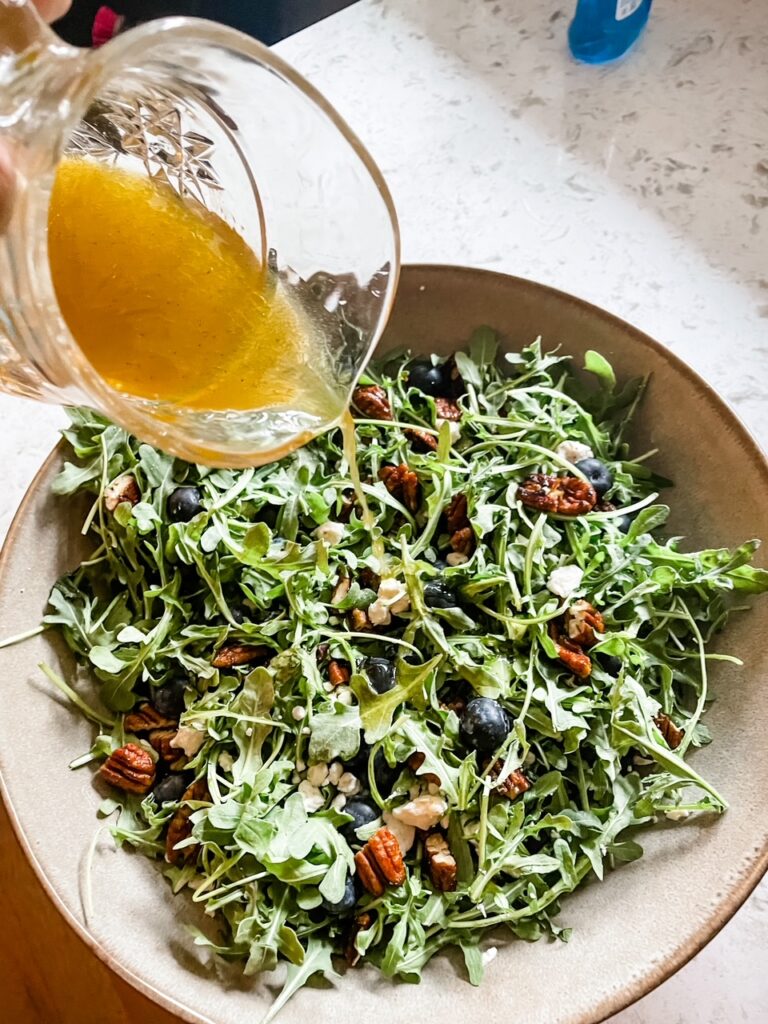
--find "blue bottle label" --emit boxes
[616,0,643,19]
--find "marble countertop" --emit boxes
[1,0,766,1020]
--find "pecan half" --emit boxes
[166,779,209,866]
[328,659,351,687]
[435,396,462,422]
[212,643,269,669]
[654,713,685,750]
[344,912,374,967]
[518,474,597,516]
[354,827,406,895]
[379,463,421,513]
[353,385,392,421]
[100,743,156,794]
[148,728,181,764]
[103,473,140,512]
[549,624,592,678]
[486,759,530,800]
[424,833,457,892]
[445,493,470,535]
[450,526,475,556]
[564,600,605,648]
[124,703,177,734]
[404,427,438,453]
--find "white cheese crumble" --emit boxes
[313,521,346,546]
[546,564,584,598]
[368,577,411,626]
[392,794,448,830]
[170,725,206,757]
[337,771,361,796]
[291,706,306,721]
[556,440,594,465]
[217,751,234,772]
[383,810,416,854]
[307,762,329,787]
[481,947,498,967]
[298,780,325,813]
[437,418,462,444]
[334,687,354,706]
[331,793,347,812]
[446,551,469,566]
[664,808,690,821]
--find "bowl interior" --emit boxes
[1,265,767,1024]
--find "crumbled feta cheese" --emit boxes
[170,725,206,757]
[664,808,690,821]
[322,680,334,693]
[368,577,411,626]
[337,771,361,796]
[392,794,448,830]
[546,564,584,598]
[245,727,253,738]
[298,780,325,813]
[291,706,306,721]
[217,751,234,772]
[383,810,416,854]
[446,551,469,566]
[481,947,498,967]
[295,758,306,772]
[331,793,347,812]
[301,726,311,736]
[314,521,345,545]
[328,761,344,786]
[556,440,594,465]
[307,762,329,787]
[334,687,354,706]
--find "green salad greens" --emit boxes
[43,331,768,1019]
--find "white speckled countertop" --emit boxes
[2,0,767,1020]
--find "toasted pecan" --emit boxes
[124,703,177,734]
[445,493,470,535]
[344,912,374,966]
[166,779,209,866]
[353,385,392,421]
[100,743,156,795]
[354,827,406,896]
[518,474,597,516]
[103,473,140,512]
[435,396,462,422]
[404,427,438,453]
[211,643,269,669]
[450,526,475,556]
[653,712,685,750]
[486,759,530,800]
[328,659,351,687]
[348,608,374,632]
[564,600,605,648]
[424,833,457,892]
[148,728,181,764]
[379,463,421,513]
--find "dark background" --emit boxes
[55,0,358,47]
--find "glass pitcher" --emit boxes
[0,0,400,466]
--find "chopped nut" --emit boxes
[331,576,351,606]
[124,703,177,734]
[100,743,156,794]
[435,396,462,422]
[353,385,392,421]
[518,473,597,516]
[450,526,475,556]
[404,427,438,453]
[344,912,374,966]
[486,759,530,800]
[328,659,351,687]
[354,827,406,895]
[148,728,180,764]
[165,779,208,865]
[314,521,346,545]
[654,712,685,750]
[212,643,269,668]
[103,473,140,512]
[445,493,470,535]
[347,607,373,632]
[169,725,206,758]
[424,833,458,892]
[379,463,421,513]
[556,635,592,678]
[382,810,416,854]
[564,600,605,648]
[392,793,448,830]
[298,779,325,813]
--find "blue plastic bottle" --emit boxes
[568,0,652,64]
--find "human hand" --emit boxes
[0,0,72,231]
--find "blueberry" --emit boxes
[167,486,204,522]
[346,744,399,795]
[617,510,637,535]
[424,579,459,609]
[408,361,447,397]
[365,657,396,694]
[322,874,357,915]
[598,654,623,676]
[460,697,511,753]
[152,772,190,804]
[575,459,613,499]
[339,799,379,846]
[152,678,187,717]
